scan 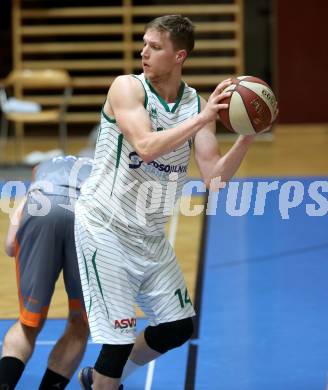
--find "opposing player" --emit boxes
[0,156,92,389]
[76,15,269,390]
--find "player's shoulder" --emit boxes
[111,74,143,91]
[109,74,145,103]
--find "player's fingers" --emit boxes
[217,103,229,111]
[213,79,232,95]
[218,91,232,101]
[217,78,232,88]
[210,91,231,105]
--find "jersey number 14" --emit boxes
[175,288,192,309]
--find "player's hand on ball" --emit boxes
[202,79,232,122]
[215,79,235,116]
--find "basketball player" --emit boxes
[0,156,92,389]
[76,15,271,390]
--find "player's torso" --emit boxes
[80,74,200,235]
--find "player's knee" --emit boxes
[94,343,134,378]
[144,317,194,354]
[20,320,44,338]
[66,314,89,341]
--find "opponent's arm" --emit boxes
[194,96,255,188]
[5,197,26,257]
[104,75,231,163]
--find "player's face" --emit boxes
[141,28,178,80]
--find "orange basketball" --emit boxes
[219,76,278,135]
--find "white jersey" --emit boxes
[79,73,200,236]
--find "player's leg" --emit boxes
[86,317,191,385]
[39,309,89,388]
[0,319,45,389]
[1,320,42,361]
[120,317,194,381]
[0,197,58,389]
[39,197,89,389]
[123,235,195,378]
[75,212,141,389]
[93,344,134,389]
[43,202,90,379]
[78,234,195,387]
[126,330,161,365]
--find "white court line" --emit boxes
[144,201,180,390]
[145,360,156,390]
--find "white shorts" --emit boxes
[74,211,195,344]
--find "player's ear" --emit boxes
[176,50,187,64]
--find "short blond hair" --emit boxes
[145,15,195,55]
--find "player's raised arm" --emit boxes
[106,75,231,163]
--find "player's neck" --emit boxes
[147,72,182,103]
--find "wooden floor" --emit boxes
[0,123,327,319]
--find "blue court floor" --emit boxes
[1,177,328,389]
